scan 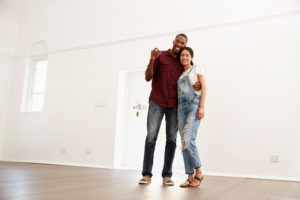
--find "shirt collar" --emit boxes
[167,49,177,58]
[166,49,172,56]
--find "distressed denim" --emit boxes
[177,67,202,174]
[142,100,178,178]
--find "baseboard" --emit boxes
[204,172,300,182]
[0,159,113,170]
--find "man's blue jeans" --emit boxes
[142,100,178,178]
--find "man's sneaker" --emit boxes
[139,176,151,184]
[163,177,174,186]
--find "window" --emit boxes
[22,58,48,112]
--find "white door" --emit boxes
[121,70,184,173]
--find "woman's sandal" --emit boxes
[190,175,204,187]
[180,179,192,188]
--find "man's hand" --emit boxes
[145,48,160,82]
[192,81,201,91]
[151,48,161,60]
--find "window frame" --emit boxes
[21,56,48,113]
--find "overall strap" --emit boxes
[186,65,194,76]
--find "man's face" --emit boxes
[172,36,187,54]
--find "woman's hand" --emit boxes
[197,107,205,120]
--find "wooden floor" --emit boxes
[0,162,299,200]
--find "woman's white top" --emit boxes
[179,64,205,96]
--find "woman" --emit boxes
[177,47,207,188]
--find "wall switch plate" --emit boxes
[270,154,280,163]
[95,101,106,107]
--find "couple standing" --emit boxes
[139,33,207,188]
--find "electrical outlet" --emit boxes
[60,147,66,154]
[85,148,92,155]
[270,154,280,163]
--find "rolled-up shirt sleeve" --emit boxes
[195,64,205,75]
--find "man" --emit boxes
[139,34,200,186]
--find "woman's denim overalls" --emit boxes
[177,66,202,174]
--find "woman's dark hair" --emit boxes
[178,47,194,65]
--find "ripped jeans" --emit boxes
[178,97,201,174]
[142,100,178,178]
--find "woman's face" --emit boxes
[180,49,193,66]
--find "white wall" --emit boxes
[2,0,300,180]
[0,55,13,160]
[13,0,300,57]
[0,16,18,159]
[192,15,300,180]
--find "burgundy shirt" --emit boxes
[149,49,183,108]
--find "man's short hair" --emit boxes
[175,33,188,43]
